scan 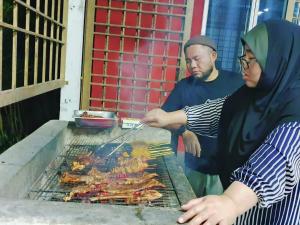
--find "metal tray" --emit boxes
[73,110,118,128]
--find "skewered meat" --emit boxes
[71,161,85,171]
[61,142,166,205]
[117,156,148,166]
[113,157,149,174]
[62,172,164,202]
[61,167,111,185]
[89,190,162,204]
[87,167,108,179]
[122,152,130,158]
[130,141,151,159]
[60,172,95,184]
[106,178,165,193]
[71,154,105,171]
[66,182,164,203]
[63,184,104,201]
[114,173,158,185]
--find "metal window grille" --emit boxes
[205,0,251,72]
[286,0,300,24]
[81,0,194,118]
[292,0,300,24]
[0,0,68,108]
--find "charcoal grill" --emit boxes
[0,120,195,225]
[30,143,179,208]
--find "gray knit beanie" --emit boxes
[184,35,217,52]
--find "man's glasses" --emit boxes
[238,55,257,70]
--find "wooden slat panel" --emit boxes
[131,1,142,113]
[95,6,186,18]
[34,0,40,84]
[0,0,68,107]
[0,0,3,91]
[98,0,187,8]
[90,82,167,92]
[93,32,182,43]
[12,2,18,89]
[92,58,180,68]
[0,21,63,44]
[42,0,48,82]
[59,0,69,81]
[178,0,193,80]
[14,0,64,28]
[81,0,96,109]
[91,73,175,84]
[89,97,160,108]
[160,4,172,107]
[89,106,154,115]
[93,48,181,59]
[94,22,184,34]
[101,1,112,110]
[54,0,61,80]
[49,0,55,81]
[116,1,127,113]
[0,80,66,108]
[24,0,30,86]
[146,2,158,113]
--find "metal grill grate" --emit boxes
[28,141,180,208]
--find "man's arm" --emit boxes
[182,130,201,157]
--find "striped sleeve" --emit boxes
[231,122,300,208]
[183,97,226,137]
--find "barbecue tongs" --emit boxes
[101,123,145,159]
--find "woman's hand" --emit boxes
[142,108,170,128]
[177,195,238,225]
[177,181,258,225]
[182,130,201,157]
[142,108,187,129]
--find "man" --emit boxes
[161,35,243,197]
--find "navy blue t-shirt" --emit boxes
[162,70,243,174]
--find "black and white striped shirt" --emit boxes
[184,98,300,225]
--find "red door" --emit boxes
[87,0,204,118]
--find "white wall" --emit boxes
[59,0,86,121]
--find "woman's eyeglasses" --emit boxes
[238,55,257,70]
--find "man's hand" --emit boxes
[177,195,238,225]
[142,108,187,129]
[182,130,201,157]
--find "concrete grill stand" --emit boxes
[0,120,196,225]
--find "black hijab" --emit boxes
[218,20,300,188]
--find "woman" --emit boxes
[143,20,300,225]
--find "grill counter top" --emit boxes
[0,120,196,225]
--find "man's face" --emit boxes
[185,45,217,80]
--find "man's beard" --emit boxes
[194,66,214,81]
